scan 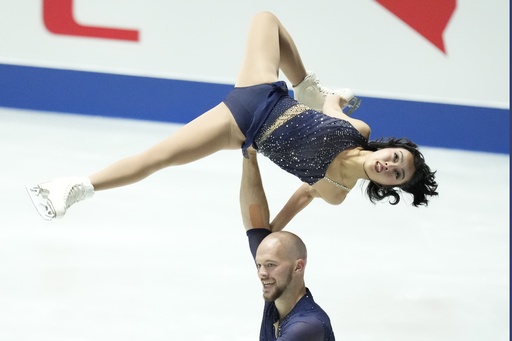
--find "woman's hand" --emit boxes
[323,94,371,139]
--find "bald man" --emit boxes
[240,151,335,341]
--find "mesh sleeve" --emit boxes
[246,228,271,260]
[278,319,326,341]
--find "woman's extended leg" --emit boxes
[235,12,358,112]
[26,103,245,220]
[90,103,245,190]
[235,12,307,87]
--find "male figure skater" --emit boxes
[240,150,335,340]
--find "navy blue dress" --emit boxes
[223,81,368,185]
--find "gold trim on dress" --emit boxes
[256,104,309,145]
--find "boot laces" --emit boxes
[66,184,85,209]
[312,77,332,96]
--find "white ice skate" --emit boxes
[293,71,361,115]
[26,176,94,221]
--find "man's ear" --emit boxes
[294,259,305,272]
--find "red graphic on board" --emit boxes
[43,0,139,41]
[375,0,456,53]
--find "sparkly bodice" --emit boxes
[255,98,368,185]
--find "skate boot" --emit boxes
[26,176,94,221]
[293,71,361,115]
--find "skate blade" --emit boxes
[344,97,362,116]
[25,185,56,221]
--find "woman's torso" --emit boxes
[256,99,368,185]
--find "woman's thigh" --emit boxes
[235,12,281,87]
[142,103,245,167]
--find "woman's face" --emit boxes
[364,148,415,186]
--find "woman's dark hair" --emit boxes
[365,137,438,206]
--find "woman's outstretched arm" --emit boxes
[269,183,315,232]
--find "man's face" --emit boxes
[255,238,295,302]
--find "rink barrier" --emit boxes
[0,63,509,154]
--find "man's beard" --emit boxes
[263,268,294,302]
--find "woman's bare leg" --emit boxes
[89,103,245,190]
[238,13,357,113]
[235,12,308,87]
[26,103,244,220]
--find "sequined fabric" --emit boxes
[223,80,368,185]
[255,100,368,185]
[257,103,309,143]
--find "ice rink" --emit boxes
[0,107,509,340]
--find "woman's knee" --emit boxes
[252,11,279,27]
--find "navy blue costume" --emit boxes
[247,229,336,341]
[223,81,368,185]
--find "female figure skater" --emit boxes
[27,12,438,229]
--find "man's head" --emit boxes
[255,231,307,302]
